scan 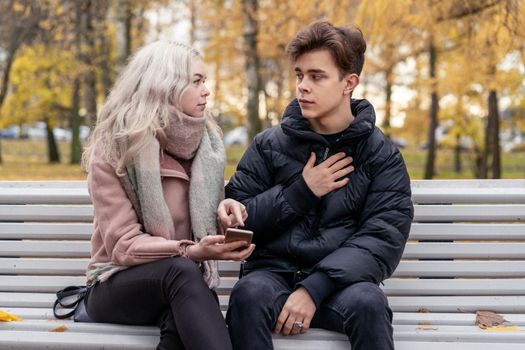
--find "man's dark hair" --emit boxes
[286,21,367,78]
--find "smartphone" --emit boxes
[225,228,253,245]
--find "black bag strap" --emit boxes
[53,286,89,319]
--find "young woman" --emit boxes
[82,40,254,350]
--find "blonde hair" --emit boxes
[82,40,203,173]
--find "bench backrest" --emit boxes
[1,179,524,316]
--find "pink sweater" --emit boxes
[87,147,194,282]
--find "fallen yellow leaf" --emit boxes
[416,327,438,331]
[0,310,23,322]
[481,325,519,332]
[51,324,68,332]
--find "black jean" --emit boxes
[226,270,394,350]
[85,257,232,350]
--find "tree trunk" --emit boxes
[0,44,9,165]
[116,0,132,73]
[81,0,97,128]
[45,119,60,163]
[454,134,462,174]
[481,114,492,179]
[70,1,83,164]
[0,1,45,163]
[0,47,16,110]
[424,40,438,179]
[488,89,501,178]
[189,0,196,44]
[97,1,112,98]
[242,0,263,141]
[473,146,483,178]
[382,66,393,137]
[70,77,82,164]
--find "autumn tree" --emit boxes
[2,45,78,163]
[0,0,51,163]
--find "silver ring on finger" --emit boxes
[293,321,303,329]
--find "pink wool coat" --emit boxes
[87,146,195,276]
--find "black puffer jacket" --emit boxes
[225,98,413,307]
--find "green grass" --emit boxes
[0,139,86,180]
[0,139,523,180]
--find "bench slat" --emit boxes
[409,223,525,240]
[0,188,90,205]
[3,258,525,278]
[219,295,525,313]
[0,223,93,240]
[2,179,524,203]
[0,205,93,222]
[2,186,525,205]
[0,258,240,275]
[2,330,525,350]
[2,276,525,295]
[394,261,525,277]
[4,241,525,259]
[2,222,525,241]
[382,279,525,296]
[2,204,524,222]
[0,181,87,188]
[410,179,525,188]
[0,319,158,335]
[412,187,525,204]
[402,242,525,259]
[0,331,158,350]
[414,205,525,222]
[1,241,91,257]
[388,296,525,313]
[4,293,525,313]
[4,309,525,328]
[0,258,89,275]
[393,312,525,326]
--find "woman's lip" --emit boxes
[299,99,313,104]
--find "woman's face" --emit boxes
[180,60,210,118]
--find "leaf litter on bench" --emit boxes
[475,311,518,331]
[0,310,22,322]
[51,324,69,332]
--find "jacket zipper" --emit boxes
[323,147,330,160]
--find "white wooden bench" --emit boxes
[1,179,524,350]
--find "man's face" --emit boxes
[294,49,348,123]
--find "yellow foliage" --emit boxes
[2,44,80,127]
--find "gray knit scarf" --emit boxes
[92,113,225,289]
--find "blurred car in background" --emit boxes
[0,123,90,141]
[224,126,248,146]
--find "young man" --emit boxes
[223,21,413,350]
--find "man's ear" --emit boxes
[343,73,360,96]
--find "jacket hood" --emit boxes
[280,98,376,144]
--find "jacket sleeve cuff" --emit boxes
[282,175,320,215]
[295,272,336,308]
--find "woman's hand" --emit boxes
[217,199,248,233]
[186,235,255,262]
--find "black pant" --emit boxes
[226,270,394,350]
[85,257,232,350]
